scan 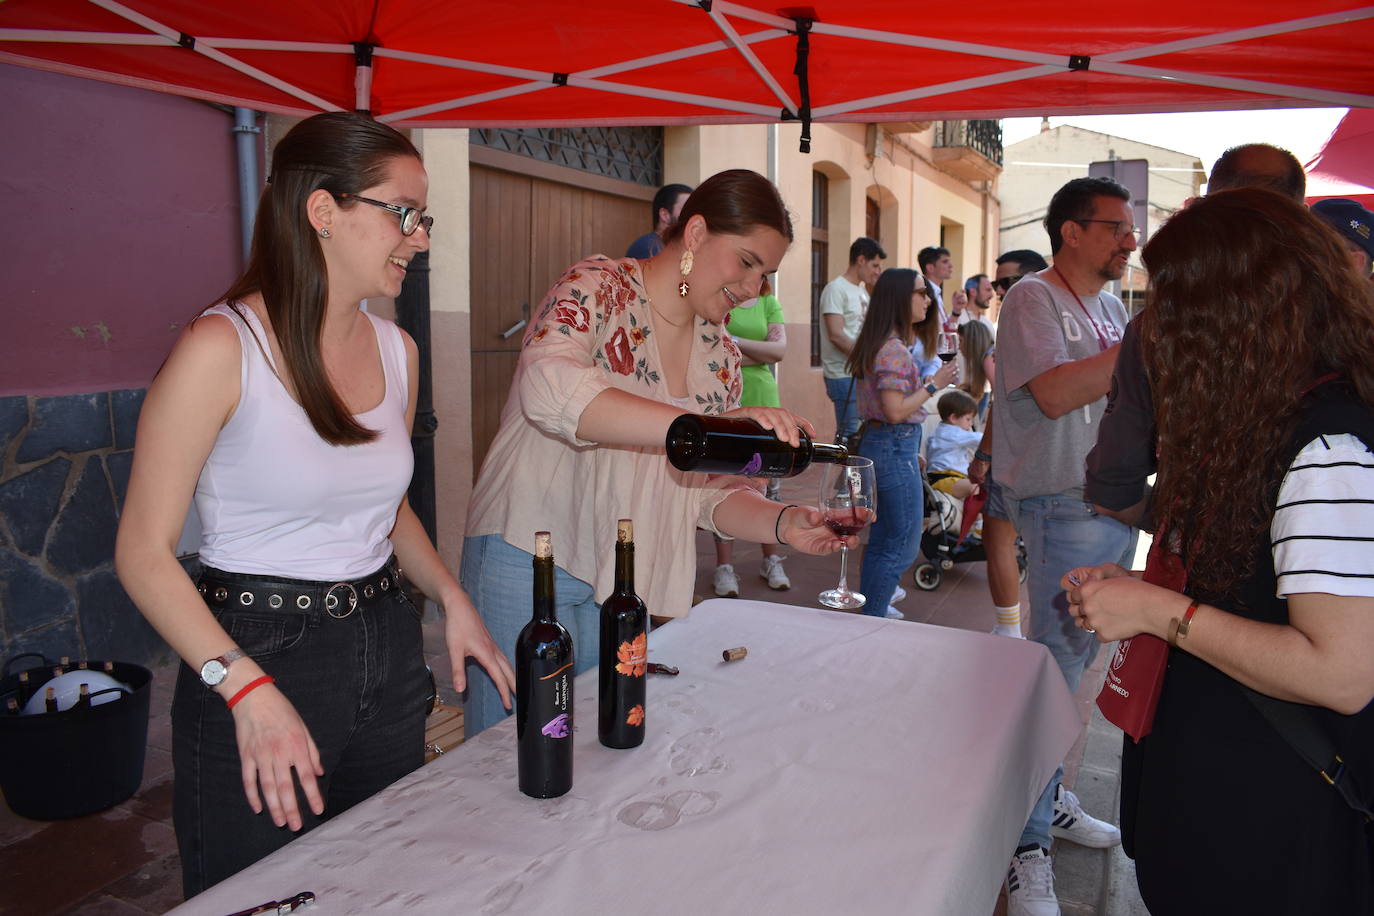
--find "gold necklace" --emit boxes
[642,259,690,327]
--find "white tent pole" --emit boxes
[0,29,168,44]
[379,83,550,123]
[700,5,798,114]
[1096,6,1374,61]
[815,65,1061,118]
[570,76,779,116]
[83,0,340,111]
[1093,62,1374,109]
[579,30,786,78]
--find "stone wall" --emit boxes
[0,390,173,668]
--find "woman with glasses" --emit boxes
[115,112,514,896]
[845,270,958,619]
[1063,189,1374,912]
[461,170,851,737]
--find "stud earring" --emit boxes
[318,227,331,239]
[678,249,694,298]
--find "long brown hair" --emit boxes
[219,112,421,445]
[912,278,940,361]
[1140,188,1374,595]
[958,319,993,398]
[847,268,921,379]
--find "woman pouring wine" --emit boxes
[461,170,855,736]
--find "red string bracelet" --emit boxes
[226,674,275,709]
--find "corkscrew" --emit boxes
[225,890,315,915]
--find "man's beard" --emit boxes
[1098,249,1130,282]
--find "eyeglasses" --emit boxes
[333,192,434,237]
[993,275,1022,294]
[1074,219,1140,242]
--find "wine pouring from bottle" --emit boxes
[665,415,847,478]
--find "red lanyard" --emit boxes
[1052,266,1114,352]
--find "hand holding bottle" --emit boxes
[721,405,815,447]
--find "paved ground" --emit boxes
[0,474,1151,913]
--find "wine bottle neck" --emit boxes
[614,541,635,593]
[812,440,850,463]
[532,556,557,621]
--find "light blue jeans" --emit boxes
[857,423,923,617]
[1008,493,1137,849]
[459,534,603,738]
[824,376,861,438]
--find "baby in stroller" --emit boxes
[914,391,1026,590]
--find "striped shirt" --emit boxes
[1271,433,1374,598]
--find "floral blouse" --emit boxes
[466,256,746,618]
[857,334,927,425]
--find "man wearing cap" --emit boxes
[1311,198,1374,280]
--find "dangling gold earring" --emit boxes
[678,249,694,297]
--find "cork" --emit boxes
[534,531,553,559]
[617,519,634,543]
[721,647,748,662]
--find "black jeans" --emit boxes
[172,563,429,898]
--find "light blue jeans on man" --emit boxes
[459,533,604,738]
[857,423,922,617]
[1008,493,1136,849]
[824,375,861,439]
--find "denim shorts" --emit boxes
[172,560,429,897]
[982,473,1010,521]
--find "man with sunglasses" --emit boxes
[992,177,1138,916]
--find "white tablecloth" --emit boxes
[172,599,1081,916]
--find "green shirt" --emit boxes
[727,293,784,407]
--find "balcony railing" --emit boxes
[933,119,1004,167]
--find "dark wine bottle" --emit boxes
[665,415,848,477]
[515,531,574,799]
[599,519,647,749]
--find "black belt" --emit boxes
[198,557,403,620]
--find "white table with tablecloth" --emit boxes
[170,598,1082,916]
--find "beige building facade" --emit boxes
[1000,123,1204,304]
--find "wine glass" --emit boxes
[817,457,877,610]
[936,330,959,365]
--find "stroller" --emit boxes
[911,476,1027,591]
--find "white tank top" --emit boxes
[195,303,413,580]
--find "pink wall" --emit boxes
[0,64,246,395]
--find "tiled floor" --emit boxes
[0,473,1125,914]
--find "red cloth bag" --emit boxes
[1094,537,1186,742]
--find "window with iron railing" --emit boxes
[932,120,1004,167]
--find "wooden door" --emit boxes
[469,165,646,477]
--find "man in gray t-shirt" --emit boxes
[992,177,1140,916]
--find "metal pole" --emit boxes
[394,251,439,544]
[232,107,261,263]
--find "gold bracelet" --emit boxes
[1167,600,1200,648]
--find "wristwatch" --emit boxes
[924,382,939,396]
[199,649,247,687]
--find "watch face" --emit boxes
[200,659,228,687]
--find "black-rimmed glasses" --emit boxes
[334,192,434,237]
[1074,219,1140,242]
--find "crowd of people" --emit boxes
[112,110,1374,912]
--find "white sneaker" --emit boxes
[760,554,790,590]
[1006,847,1059,916]
[713,564,740,598]
[891,584,907,603]
[1050,784,1121,848]
[885,605,905,619]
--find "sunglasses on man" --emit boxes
[993,275,1021,295]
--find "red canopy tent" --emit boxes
[1305,107,1374,208]
[1,1,1371,144]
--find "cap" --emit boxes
[1311,198,1374,259]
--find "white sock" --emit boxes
[994,604,1023,638]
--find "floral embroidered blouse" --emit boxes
[857,334,927,425]
[466,256,746,618]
